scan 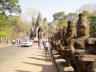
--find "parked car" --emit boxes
[34,37,40,43]
[12,40,16,45]
[20,39,32,47]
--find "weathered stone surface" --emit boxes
[50,13,96,72]
[77,13,89,37]
[42,18,48,38]
[66,21,76,37]
[85,38,96,54]
[69,39,76,53]
[60,27,66,38]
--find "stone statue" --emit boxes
[66,21,76,37]
[60,27,66,38]
[77,13,89,37]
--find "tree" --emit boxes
[83,10,90,16]
[59,18,67,27]
[89,15,96,34]
[53,12,65,20]
[66,13,78,21]
[52,12,67,29]
[0,0,21,15]
[9,16,29,39]
[0,14,11,38]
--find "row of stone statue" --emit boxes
[50,13,96,72]
[54,13,89,39]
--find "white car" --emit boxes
[20,39,32,47]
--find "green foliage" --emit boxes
[83,10,90,16]
[66,13,78,21]
[89,15,96,34]
[58,18,67,27]
[0,14,24,39]
[52,12,68,30]
[0,0,22,40]
[0,14,12,38]
[0,0,18,3]
[8,16,23,37]
[67,13,77,16]
[0,14,9,27]
[0,30,11,38]
[0,0,21,14]
[53,12,65,20]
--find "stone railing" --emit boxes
[50,13,96,72]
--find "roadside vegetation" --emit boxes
[0,0,26,42]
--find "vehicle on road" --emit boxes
[34,37,40,43]
[12,40,16,45]
[20,39,32,47]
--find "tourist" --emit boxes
[44,39,51,60]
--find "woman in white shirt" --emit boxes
[44,39,51,60]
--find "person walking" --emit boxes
[44,39,51,60]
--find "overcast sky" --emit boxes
[19,0,96,22]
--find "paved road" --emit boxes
[0,44,57,72]
[0,45,30,64]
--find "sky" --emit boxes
[19,0,96,22]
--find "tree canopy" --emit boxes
[0,0,21,15]
[0,14,11,38]
[89,15,96,34]
[53,12,65,20]
[0,0,23,40]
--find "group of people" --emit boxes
[42,39,51,60]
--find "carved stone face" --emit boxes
[66,21,76,37]
[79,13,83,20]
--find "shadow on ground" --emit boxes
[31,54,44,57]
[14,47,56,72]
[22,62,56,72]
[28,57,45,61]
[14,70,31,72]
